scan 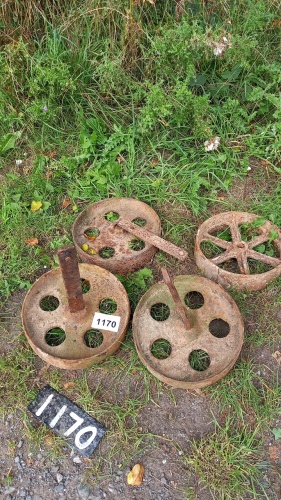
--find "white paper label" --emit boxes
[91,313,121,333]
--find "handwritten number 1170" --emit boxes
[96,318,116,328]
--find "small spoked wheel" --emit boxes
[195,212,281,291]
[132,275,244,389]
[72,198,161,274]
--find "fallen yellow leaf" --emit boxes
[81,243,89,252]
[26,237,39,246]
[127,463,144,486]
[31,200,42,212]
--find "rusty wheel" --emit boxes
[22,263,130,369]
[195,212,281,291]
[133,275,244,389]
[72,198,162,274]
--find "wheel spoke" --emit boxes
[247,250,281,268]
[236,254,250,274]
[211,250,237,265]
[229,221,242,244]
[248,234,271,249]
[204,233,231,250]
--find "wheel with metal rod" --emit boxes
[133,270,244,389]
[72,198,188,274]
[22,246,130,369]
[195,212,281,291]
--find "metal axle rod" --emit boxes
[57,246,85,313]
[117,218,188,261]
[161,268,191,330]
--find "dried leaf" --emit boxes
[62,198,71,209]
[63,382,75,390]
[31,200,43,212]
[44,434,54,447]
[26,238,39,246]
[117,155,124,164]
[127,463,144,486]
[269,445,279,461]
[272,351,281,365]
[44,151,57,159]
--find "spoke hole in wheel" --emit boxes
[253,241,280,259]
[40,295,59,311]
[129,239,145,251]
[84,227,100,240]
[80,278,91,293]
[151,339,171,359]
[248,259,273,274]
[99,247,115,259]
[150,303,170,321]
[239,223,260,242]
[104,211,119,222]
[209,226,232,242]
[209,319,230,338]
[200,241,224,259]
[132,217,147,227]
[189,350,210,372]
[84,329,103,348]
[45,327,66,346]
[184,291,204,309]
[99,298,117,314]
[220,259,240,273]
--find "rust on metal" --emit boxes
[57,246,85,313]
[195,211,281,291]
[133,275,244,389]
[22,263,130,369]
[117,218,188,261]
[72,198,161,274]
[72,197,187,274]
[161,268,191,330]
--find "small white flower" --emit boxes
[15,159,23,165]
[208,35,232,57]
[204,137,220,152]
[213,44,225,56]
[247,166,252,171]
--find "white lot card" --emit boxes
[91,312,121,333]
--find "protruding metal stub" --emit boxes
[117,219,188,261]
[161,268,191,330]
[133,275,244,389]
[57,246,84,313]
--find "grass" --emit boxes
[0,1,281,498]
[184,416,264,500]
